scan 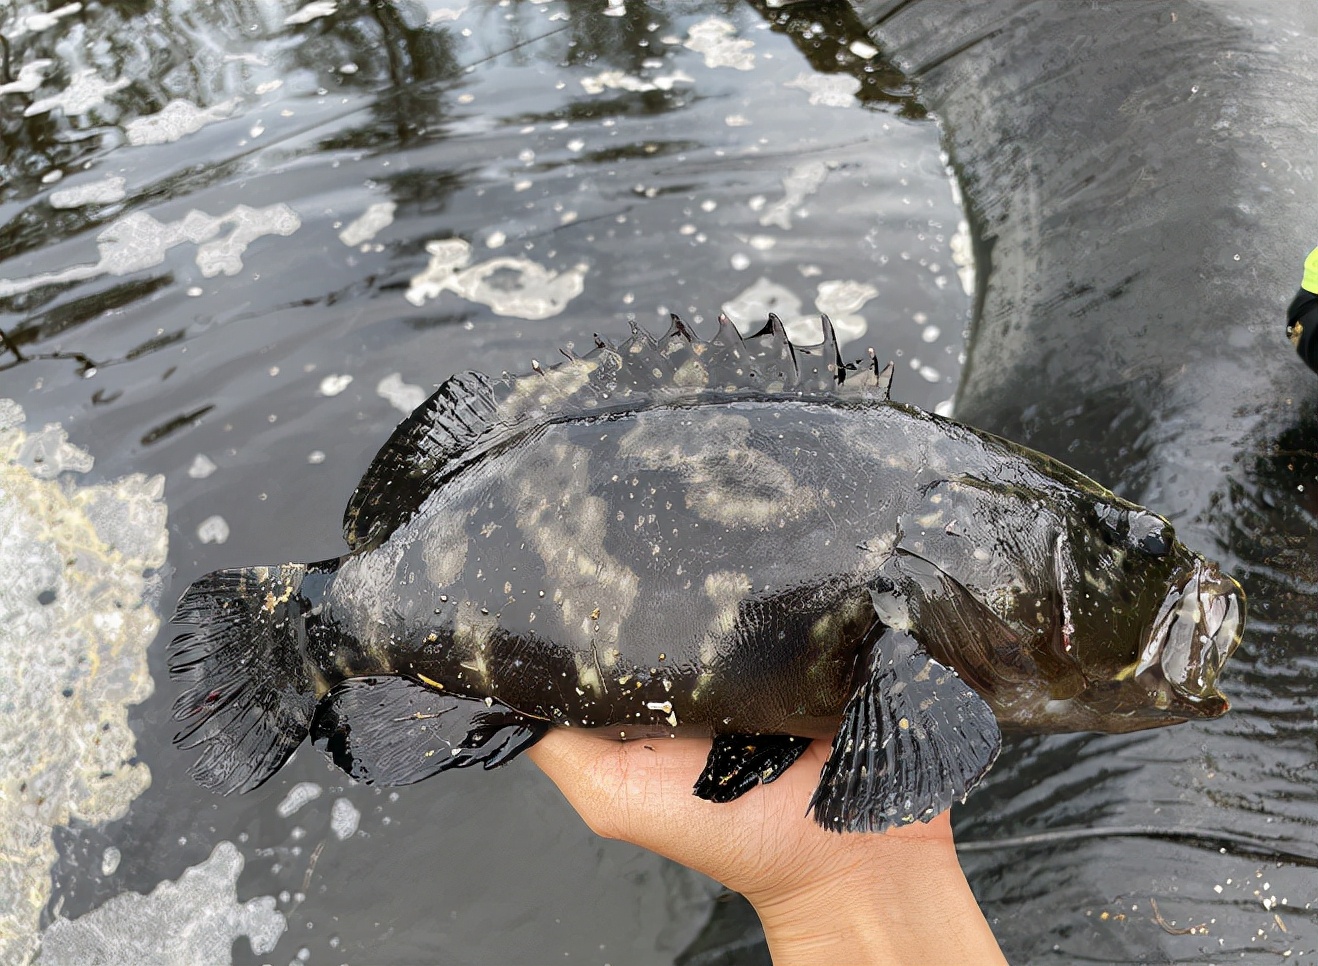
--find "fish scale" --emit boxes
[169,312,1244,832]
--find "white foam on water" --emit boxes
[196,514,230,544]
[39,842,285,964]
[277,782,323,818]
[338,201,396,247]
[187,454,218,479]
[784,73,861,108]
[814,279,879,344]
[124,99,240,146]
[0,204,302,298]
[683,17,755,71]
[0,400,166,964]
[759,160,833,230]
[579,69,693,95]
[318,374,353,397]
[0,59,55,96]
[330,798,361,840]
[377,373,428,414]
[49,176,128,209]
[24,67,129,118]
[406,237,586,320]
[285,1,337,25]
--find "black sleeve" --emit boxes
[1287,288,1318,373]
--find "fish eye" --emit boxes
[1128,512,1172,557]
[1094,505,1126,541]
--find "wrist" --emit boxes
[745,827,1005,966]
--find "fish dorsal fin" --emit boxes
[343,314,896,550]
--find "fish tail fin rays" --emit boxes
[309,676,548,784]
[168,561,336,794]
[808,627,1001,833]
[692,733,812,803]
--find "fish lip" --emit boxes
[1134,559,1244,715]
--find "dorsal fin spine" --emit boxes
[343,314,895,549]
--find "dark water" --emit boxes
[2,2,972,963]
[9,1,1317,963]
[856,1,1318,962]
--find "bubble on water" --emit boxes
[338,201,396,247]
[101,847,121,877]
[331,798,361,840]
[196,515,230,544]
[377,374,428,414]
[921,325,941,343]
[277,782,323,818]
[318,374,353,397]
[187,454,217,479]
[730,252,751,271]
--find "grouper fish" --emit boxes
[170,315,1244,832]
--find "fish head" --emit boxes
[1052,498,1245,728]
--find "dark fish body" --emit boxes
[171,316,1244,831]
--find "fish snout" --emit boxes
[1136,562,1245,717]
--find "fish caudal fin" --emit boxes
[169,563,331,794]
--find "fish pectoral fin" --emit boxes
[309,676,547,785]
[808,628,1001,833]
[692,734,812,804]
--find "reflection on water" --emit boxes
[1,1,969,962]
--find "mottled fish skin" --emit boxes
[304,398,1218,739]
[169,316,1243,806]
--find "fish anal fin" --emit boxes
[309,677,547,785]
[808,627,1001,833]
[692,734,812,804]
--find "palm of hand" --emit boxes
[527,730,955,905]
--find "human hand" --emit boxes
[528,730,1007,966]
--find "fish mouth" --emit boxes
[1133,559,1245,718]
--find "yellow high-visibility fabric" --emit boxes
[1304,246,1318,295]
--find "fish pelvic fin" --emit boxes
[169,561,337,794]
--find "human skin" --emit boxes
[528,730,1007,966]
